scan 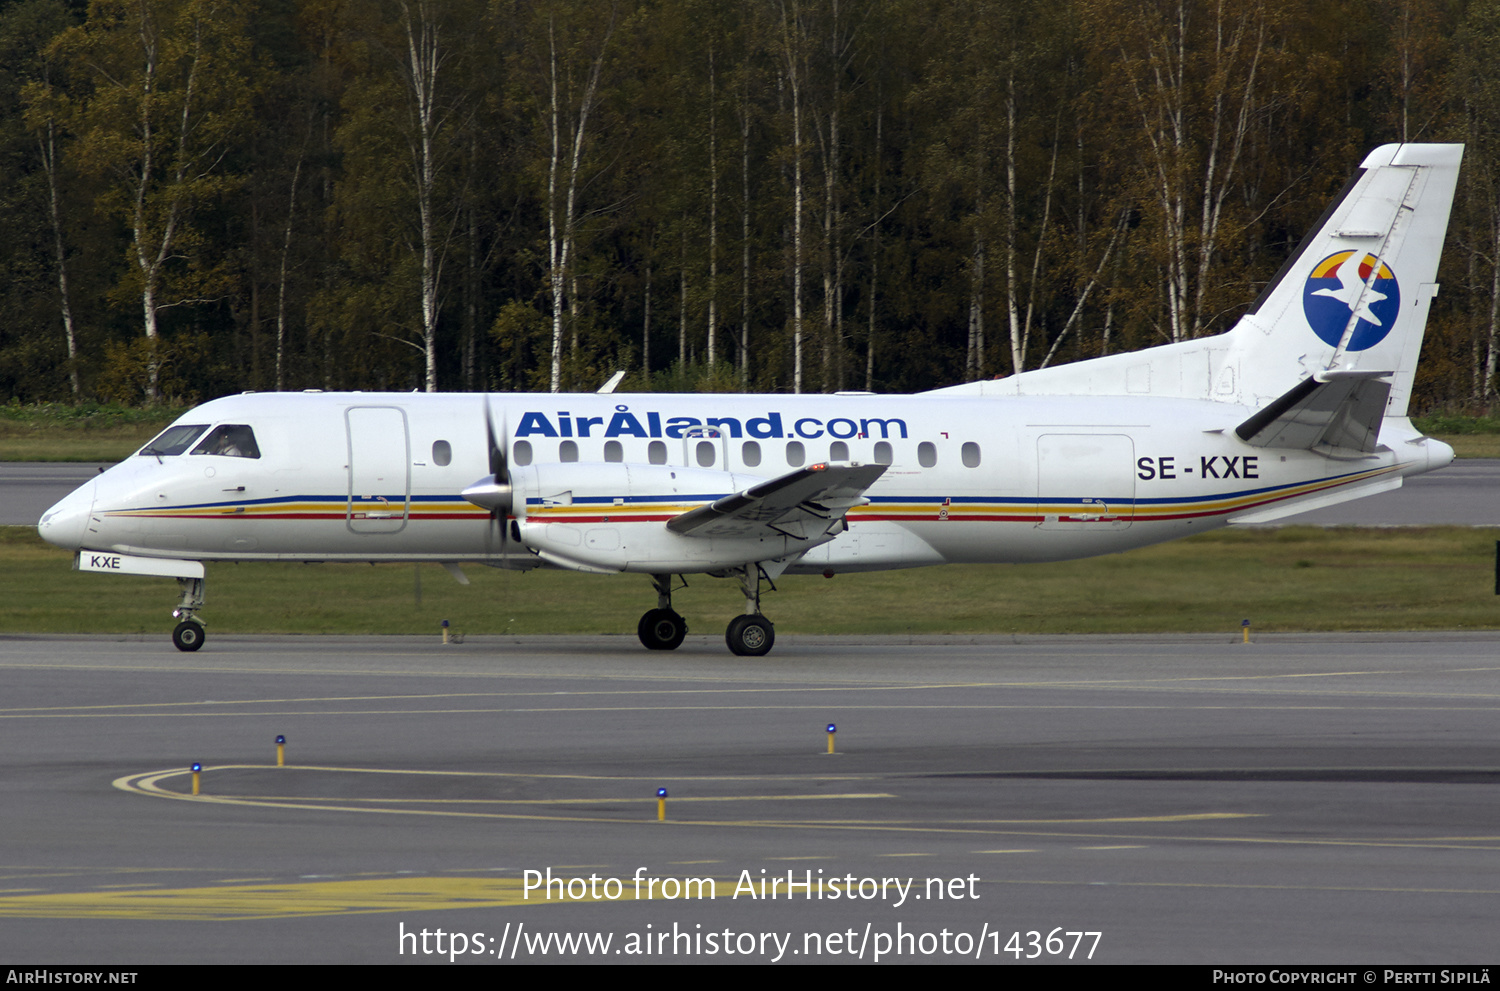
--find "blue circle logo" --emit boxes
[1302,251,1400,351]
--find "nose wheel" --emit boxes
[172,620,205,652]
[171,576,207,652]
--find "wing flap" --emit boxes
[666,462,888,539]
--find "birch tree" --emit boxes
[397,0,465,393]
[1092,0,1280,343]
[527,0,620,393]
[778,0,809,393]
[1454,0,1500,404]
[55,0,254,401]
[14,0,81,398]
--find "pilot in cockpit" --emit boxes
[191,424,260,459]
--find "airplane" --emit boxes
[37,143,1463,655]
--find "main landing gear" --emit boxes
[171,576,206,652]
[725,566,775,657]
[638,574,687,650]
[634,568,777,657]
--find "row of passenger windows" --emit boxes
[505,439,983,470]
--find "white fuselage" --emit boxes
[36,390,1453,574]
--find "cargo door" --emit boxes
[1036,434,1135,530]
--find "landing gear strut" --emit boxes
[725,565,775,657]
[171,577,206,652]
[637,574,687,650]
[634,567,781,656]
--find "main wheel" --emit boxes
[637,608,687,650]
[725,615,774,656]
[172,620,206,652]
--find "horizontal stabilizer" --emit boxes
[666,462,887,539]
[1234,369,1391,455]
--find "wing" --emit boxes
[665,462,888,540]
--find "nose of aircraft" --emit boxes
[37,478,96,551]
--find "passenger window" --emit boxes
[648,440,667,465]
[190,425,260,458]
[742,441,761,467]
[604,440,623,463]
[918,441,937,468]
[874,441,893,464]
[829,441,849,461]
[513,440,533,466]
[696,441,717,467]
[786,441,805,467]
[432,440,452,466]
[140,424,208,457]
[560,440,579,463]
[962,442,981,467]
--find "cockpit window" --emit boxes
[139,424,208,457]
[190,424,261,459]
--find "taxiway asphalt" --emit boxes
[1,633,1497,964]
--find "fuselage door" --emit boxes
[346,406,410,534]
[682,425,727,469]
[1036,434,1136,529]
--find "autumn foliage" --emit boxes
[0,0,1493,411]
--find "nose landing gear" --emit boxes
[171,577,206,652]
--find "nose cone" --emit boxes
[37,479,96,551]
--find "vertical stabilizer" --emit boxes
[1225,144,1463,415]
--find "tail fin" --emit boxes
[1225,143,1462,416]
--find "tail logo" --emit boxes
[1302,251,1401,351]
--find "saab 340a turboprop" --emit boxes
[38,144,1462,655]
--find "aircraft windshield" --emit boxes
[139,424,208,457]
[190,425,261,459]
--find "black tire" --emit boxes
[172,621,205,652]
[725,615,774,656]
[637,608,687,650]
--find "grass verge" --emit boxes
[0,403,184,461]
[2,526,1495,638]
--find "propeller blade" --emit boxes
[486,398,507,482]
[471,399,514,562]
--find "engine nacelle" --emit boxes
[508,462,834,573]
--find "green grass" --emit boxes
[1413,414,1500,458]
[3,526,1496,637]
[1430,435,1500,458]
[0,402,183,461]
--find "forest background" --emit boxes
[2,0,1497,412]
